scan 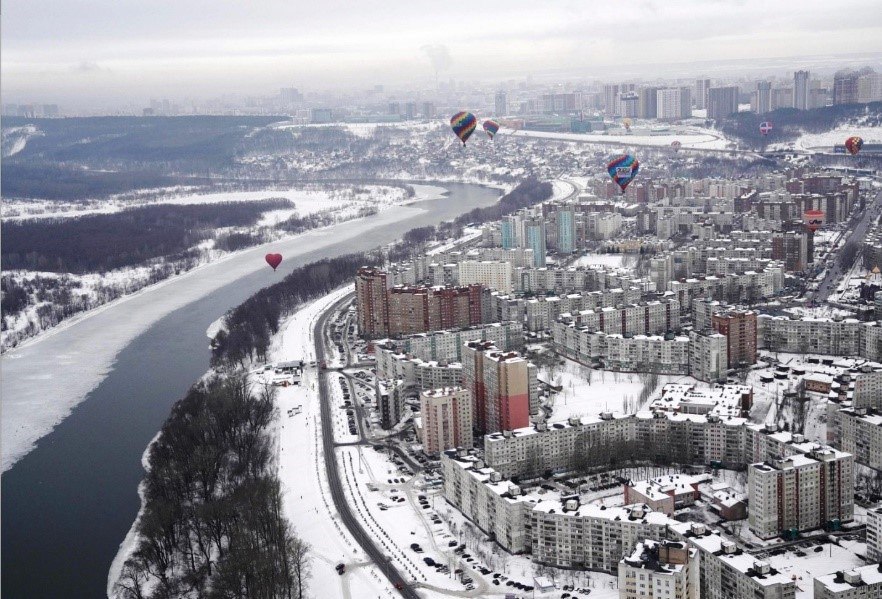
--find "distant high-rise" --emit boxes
[679,87,692,118]
[495,91,507,116]
[556,206,576,254]
[619,92,639,117]
[524,219,547,267]
[422,101,436,119]
[280,87,303,104]
[694,78,711,110]
[656,88,688,120]
[793,70,810,110]
[752,81,772,114]
[638,87,658,118]
[707,86,739,121]
[833,71,860,105]
[603,84,620,116]
[859,72,882,104]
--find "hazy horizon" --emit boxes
[3,0,882,111]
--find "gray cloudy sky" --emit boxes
[2,0,881,109]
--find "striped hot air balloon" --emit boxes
[607,154,640,195]
[483,119,500,140]
[450,112,477,145]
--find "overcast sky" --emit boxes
[3,0,882,109]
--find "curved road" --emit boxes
[314,293,421,599]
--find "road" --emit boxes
[314,293,421,599]
[812,187,882,303]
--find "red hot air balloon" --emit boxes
[845,136,864,156]
[671,140,682,153]
[265,253,283,271]
[759,121,773,136]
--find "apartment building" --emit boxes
[462,341,536,435]
[829,406,882,470]
[618,540,699,599]
[355,267,485,338]
[419,387,473,455]
[523,288,642,331]
[712,310,758,368]
[866,505,882,562]
[458,260,513,294]
[759,316,882,361]
[815,564,882,598]
[670,523,796,599]
[557,300,681,337]
[374,321,522,364]
[748,446,854,539]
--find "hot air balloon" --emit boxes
[265,253,283,271]
[759,121,773,136]
[483,119,500,140]
[804,210,824,233]
[450,112,477,145]
[607,154,640,195]
[671,140,682,153]
[845,136,864,156]
[623,118,632,133]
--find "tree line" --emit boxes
[2,200,291,273]
[720,102,882,147]
[114,375,309,599]
[211,253,383,367]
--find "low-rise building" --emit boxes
[623,473,712,515]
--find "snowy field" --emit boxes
[541,358,693,420]
[795,125,882,152]
[0,188,445,473]
[507,127,734,150]
[569,253,633,269]
[2,185,408,222]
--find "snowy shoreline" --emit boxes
[1,184,448,474]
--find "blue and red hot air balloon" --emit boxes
[450,112,477,145]
[483,119,500,140]
[759,121,773,136]
[607,154,640,195]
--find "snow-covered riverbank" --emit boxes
[1,185,446,473]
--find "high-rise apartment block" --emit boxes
[712,310,758,368]
[748,446,854,539]
[419,387,473,454]
[793,70,810,110]
[707,86,739,121]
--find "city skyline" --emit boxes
[3,0,882,110]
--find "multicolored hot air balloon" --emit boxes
[483,119,500,140]
[759,121,773,136]
[671,140,682,153]
[623,118,632,133]
[607,154,640,195]
[450,112,477,145]
[845,136,864,156]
